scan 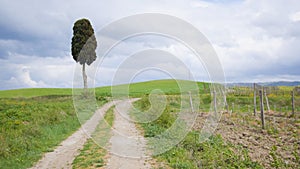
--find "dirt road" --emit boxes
[29,101,116,169]
[106,99,153,169]
[29,99,154,169]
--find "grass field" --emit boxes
[0,79,207,98]
[0,95,107,169]
[0,79,298,168]
[0,88,72,98]
[0,96,79,168]
[95,79,208,97]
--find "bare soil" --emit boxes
[193,111,300,169]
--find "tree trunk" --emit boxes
[82,63,88,94]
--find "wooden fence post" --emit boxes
[253,83,257,116]
[292,90,295,116]
[226,103,229,114]
[259,90,265,129]
[189,91,194,113]
[223,90,229,114]
[213,90,217,114]
[264,90,270,113]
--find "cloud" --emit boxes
[290,11,300,22]
[190,1,210,8]
[0,53,74,89]
[4,66,46,89]
[0,0,300,89]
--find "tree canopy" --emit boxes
[71,18,97,65]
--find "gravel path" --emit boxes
[29,101,116,169]
[106,99,153,169]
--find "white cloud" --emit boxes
[0,0,300,89]
[5,65,46,88]
[190,1,210,8]
[0,53,75,89]
[290,11,300,22]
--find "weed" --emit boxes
[269,145,286,168]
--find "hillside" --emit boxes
[0,79,208,98]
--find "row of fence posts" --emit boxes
[189,83,296,130]
[229,86,294,96]
[210,84,296,130]
[254,83,296,129]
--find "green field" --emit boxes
[0,79,298,168]
[0,79,208,98]
[0,96,106,169]
[0,96,79,168]
[96,79,208,97]
[0,88,72,98]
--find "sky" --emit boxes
[0,0,300,90]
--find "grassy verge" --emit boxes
[0,95,108,169]
[104,106,115,126]
[131,96,263,168]
[156,133,262,169]
[131,95,176,138]
[0,96,78,169]
[74,96,109,123]
[72,106,115,169]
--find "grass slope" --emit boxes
[0,95,107,169]
[0,88,72,98]
[95,79,208,97]
[0,79,207,98]
[0,96,79,168]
